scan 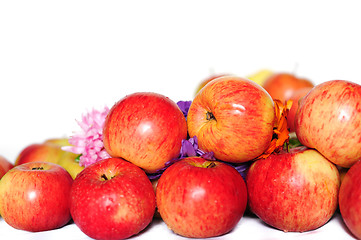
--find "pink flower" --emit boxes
[62,107,111,167]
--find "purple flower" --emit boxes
[147,135,251,181]
[181,136,251,181]
[177,100,192,119]
[147,136,215,180]
[180,136,216,160]
[227,161,252,181]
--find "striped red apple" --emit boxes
[295,80,361,168]
[339,159,361,239]
[103,92,187,173]
[247,146,340,232]
[187,76,275,163]
[70,157,156,240]
[0,162,73,231]
[262,72,314,103]
[156,157,247,238]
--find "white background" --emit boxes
[0,0,360,239]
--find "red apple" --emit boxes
[103,92,188,173]
[0,162,73,231]
[70,157,155,240]
[246,146,340,232]
[295,80,361,168]
[156,157,247,238]
[15,139,84,179]
[339,160,361,239]
[263,73,314,103]
[286,87,313,132]
[187,76,275,163]
[0,155,13,179]
[15,143,63,165]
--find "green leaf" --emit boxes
[75,154,82,163]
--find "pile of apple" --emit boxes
[1,72,361,240]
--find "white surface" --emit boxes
[0,0,360,239]
[0,213,356,240]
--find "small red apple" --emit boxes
[0,155,13,179]
[70,157,156,240]
[262,73,314,103]
[0,162,73,232]
[15,143,63,165]
[339,160,361,239]
[15,139,84,179]
[156,157,247,238]
[246,146,340,232]
[103,92,188,173]
[286,87,313,132]
[187,76,275,163]
[295,80,361,168]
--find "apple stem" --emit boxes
[101,174,116,181]
[32,167,44,170]
[206,111,216,121]
[101,174,109,181]
[206,162,216,168]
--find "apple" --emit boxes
[187,76,275,163]
[15,143,63,165]
[57,155,84,179]
[45,138,85,179]
[0,162,73,231]
[339,160,361,239]
[0,155,13,179]
[103,92,188,173]
[44,138,74,146]
[286,87,313,132]
[295,80,361,168]
[156,157,247,238]
[15,139,84,179]
[262,73,314,103]
[70,157,155,240]
[246,146,340,232]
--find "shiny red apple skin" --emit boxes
[262,73,314,103]
[0,162,73,231]
[187,76,275,163]
[70,157,156,240]
[156,157,247,238]
[286,87,313,132]
[339,160,361,239]
[103,92,188,173]
[247,147,340,232]
[0,155,13,179]
[295,80,361,168]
